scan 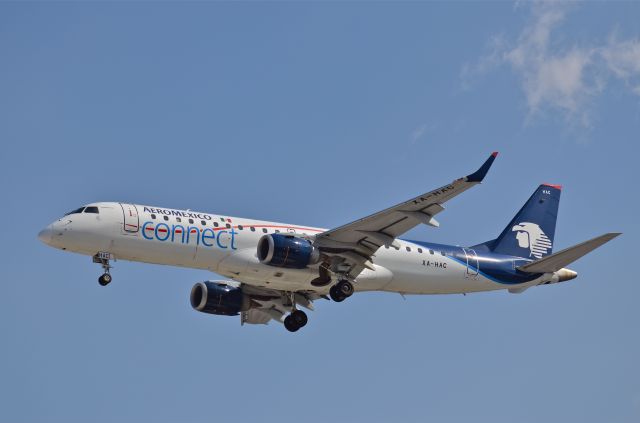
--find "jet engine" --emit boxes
[257,233,320,269]
[190,281,249,316]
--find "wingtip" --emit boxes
[466,153,498,182]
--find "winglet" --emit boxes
[466,152,499,182]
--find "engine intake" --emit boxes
[257,233,320,269]
[190,281,248,316]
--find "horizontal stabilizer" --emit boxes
[518,233,621,273]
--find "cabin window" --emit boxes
[262,228,268,233]
[418,248,423,254]
[429,250,434,255]
[176,217,181,223]
[213,222,219,227]
[275,229,280,233]
[163,216,169,221]
[189,219,194,224]
[151,214,156,220]
[226,223,231,229]
[250,227,255,232]
[84,206,99,214]
[238,225,244,230]
[406,247,411,252]
[441,251,446,256]
[201,220,207,226]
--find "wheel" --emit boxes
[337,280,354,297]
[291,310,308,328]
[98,273,112,286]
[284,315,299,332]
[329,285,346,302]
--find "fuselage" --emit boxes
[38,202,573,295]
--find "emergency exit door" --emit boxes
[462,248,479,278]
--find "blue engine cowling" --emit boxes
[257,233,320,269]
[190,281,248,316]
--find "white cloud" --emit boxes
[464,1,640,127]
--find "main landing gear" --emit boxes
[283,292,309,333]
[284,309,308,332]
[329,280,354,302]
[93,252,113,286]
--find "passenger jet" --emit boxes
[38,153,620,332]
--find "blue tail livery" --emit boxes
[479,184,561,259]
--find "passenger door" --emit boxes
[119,203,139,233]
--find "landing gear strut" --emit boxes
[93,252,113,286]
[283,292,309,332]
[330,280,354,302]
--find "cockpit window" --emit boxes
[64,207,85,216]
[84,206,99,214]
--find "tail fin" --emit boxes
[488,184,562,259]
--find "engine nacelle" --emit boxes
[190,281,249,316]
[257,233,320,269]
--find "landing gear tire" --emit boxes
[98,273,112,286]
[336,280,354,297]
[284,310,308,332]
[329,285,347,302]
[330,280,353,302]
[284,315,300,332]
[291,310,308,328]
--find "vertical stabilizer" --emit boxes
[490,184,561,259]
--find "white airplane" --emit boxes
[38,153,620,332]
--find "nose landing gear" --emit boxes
[98,273,112,286]
[93,252,113,286]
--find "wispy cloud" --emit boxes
[409,122,436,145]
[409,123,428,144]
[601,34,640,95]
[462,1,640,127]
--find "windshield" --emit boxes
[64,207,85,216]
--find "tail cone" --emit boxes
[557,268,578,282]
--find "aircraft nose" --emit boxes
[38,225,53,244]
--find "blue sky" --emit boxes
[1,2,639,422]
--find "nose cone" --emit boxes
[38,225,53,245]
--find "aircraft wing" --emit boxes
[313,152,498,279]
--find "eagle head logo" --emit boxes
[511,222,552,259]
